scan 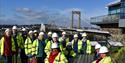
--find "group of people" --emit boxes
[0,25,112,63]
[93,43,112,63]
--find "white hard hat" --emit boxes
[82,33,87,37]
[39,32,44,35]
[48,32,52,35]
[62,31,66,35]
[34,30,38,33]
[95,43,101,49]
[12,26,17,30]
[52,33,58,38]
[29,30,33,34]
[74,34,78,38]
[5,28,10,32]
[51,43,59,49]
[99,46,109,53]
[22,28,26,31]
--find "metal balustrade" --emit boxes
[91,14,120,23]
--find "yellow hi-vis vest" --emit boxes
[99,56,112,63]
[44,41,52,56]
[86,40,91,54]
[0,37,16,55]
[13,33,24,49]
[24,37,33,55]
[44,41,62,56]
[32,39,39,55]
[44,52,68,63]
[72,39,82,53]
[92,56,112,63]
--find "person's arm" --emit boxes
[0,37,4,55]
[11,37,16,52]
[44,57,49,63]
[24,38,28,55]
[44,41,51,56]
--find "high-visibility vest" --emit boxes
[44,41,61,56]
[99,56,112,63]
[24,37,33,55]
[92,60,96,63]
[15,33,24,49]
[63,49,76,57]
[0,37,16,55]
[86,40,91,54]
[45,52,68,63]
[45,39,49,45]
[92,56,112,63]
[32,39,39,55]
[72,39,82,53]
[32,39,45,55]
[45,37,52,45]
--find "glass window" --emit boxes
[117,9,120,13]
[110,10,117,14]
[124,1,125,6]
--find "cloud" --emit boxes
[0,8,99,29]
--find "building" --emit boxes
[91,0,125,44]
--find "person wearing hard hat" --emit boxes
[32,32,46,63]
[45,32,52,45]
[71,34,82,54]
[45,43,68,63]
[21,28,28,41]
[64,42,76,63]
[59,31,69,51]
[24,30,34,62]
[12,26,24,63]
[93,46,112,63]
[81,32,91,54]
[94,43,102,60]
[33,30,39,40]
[0,29,16,63]
[20,28,28,63]
[45,33,61,56]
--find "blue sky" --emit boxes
[0,0,116,26]
[0,0,114,17]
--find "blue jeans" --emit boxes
[3,56,12,63]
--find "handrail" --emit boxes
[91,14,120,23]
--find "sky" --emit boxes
[0,0,115,17]
[0,0,115,26]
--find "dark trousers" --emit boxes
[36,57,44,63]
[13,53,18,63]
[3,56,12,63]
[20,49,28,63]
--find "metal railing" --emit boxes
[91,14,120,23]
